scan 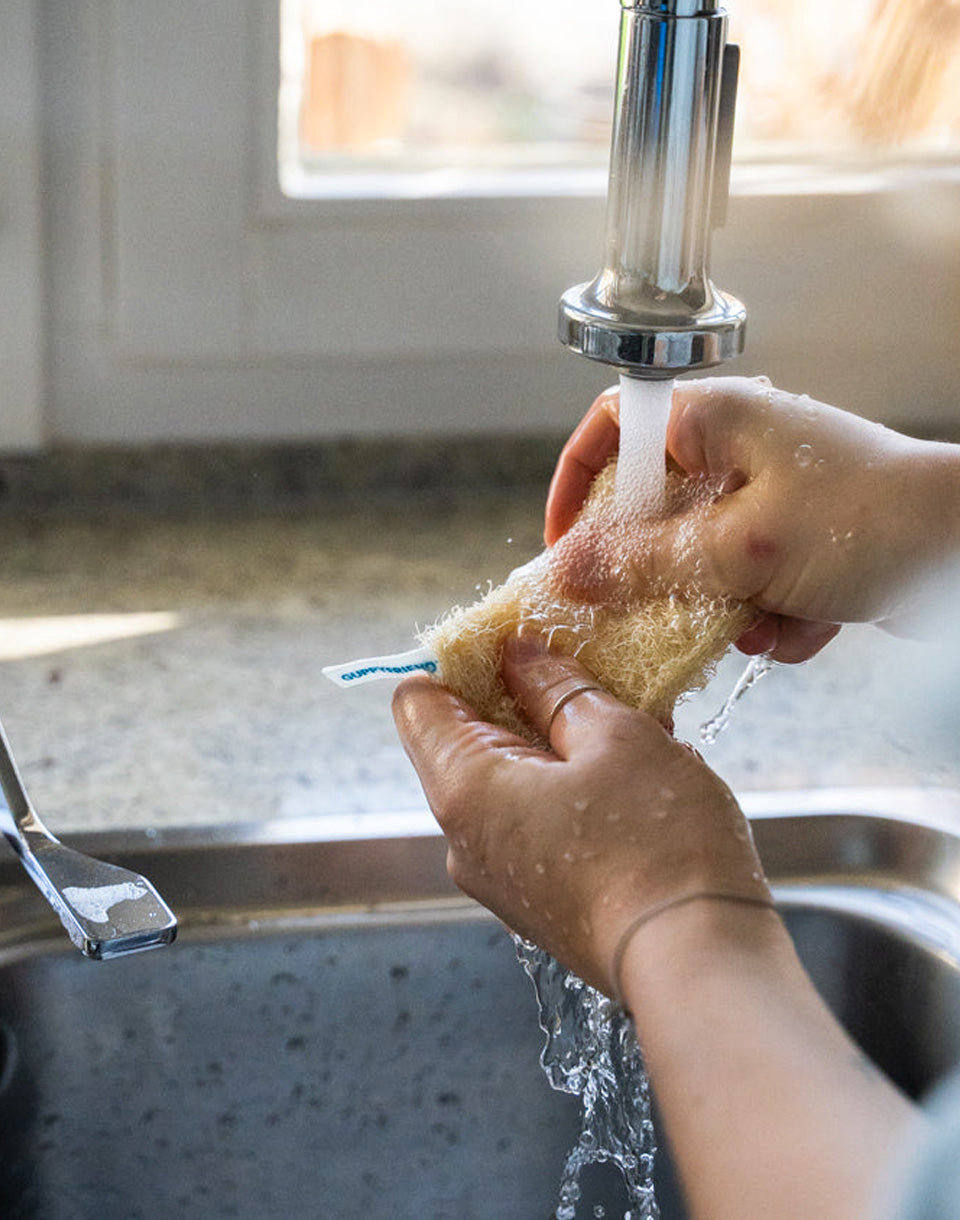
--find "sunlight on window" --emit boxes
[279,0,617,195]
[279,0,960,198]
[0,613,181,661]
[730,0,960,154]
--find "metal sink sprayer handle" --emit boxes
[0,716,177,960]
[559,0,745,376]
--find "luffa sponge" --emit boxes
[420,460,753,741]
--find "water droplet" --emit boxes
[560,1181,581,1204]
[795,444,814,467]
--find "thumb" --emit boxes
[501,631,669,753]
[636,483,775,604]
[668,376,774,482]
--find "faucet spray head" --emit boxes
[559,0,745,376]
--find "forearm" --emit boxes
[619,899,923,1220]
[886,436,960,611]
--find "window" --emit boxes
[279,0,617,197]
[731,0,960,156]
[280,0,960,200]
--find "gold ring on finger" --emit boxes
[547,683,605,731]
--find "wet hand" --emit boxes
[544,377,960,662]
[392,633,769,995]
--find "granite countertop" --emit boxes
[0,447,957,834]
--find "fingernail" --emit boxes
[503,627,548,667]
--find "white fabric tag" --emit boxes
[322,645,439,688]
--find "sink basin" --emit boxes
[2,789,960,1220]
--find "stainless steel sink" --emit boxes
[2,789,960,1220]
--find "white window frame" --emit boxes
[6,0,960,451]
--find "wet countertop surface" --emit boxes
[0,452,958,834]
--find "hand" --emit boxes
[545,377,960,663]
[394,633,921,1220]
[392,632,769,995]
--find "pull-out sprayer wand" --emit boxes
[559,0,745,377]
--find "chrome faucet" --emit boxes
[559,0,745,376]
[0,716,177,959]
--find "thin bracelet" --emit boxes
[611,890,778,1008]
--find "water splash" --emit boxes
[515,938,659,1220]
[699,654,774,745]
[506,376,673,1219]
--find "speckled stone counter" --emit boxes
[0,441,958,834]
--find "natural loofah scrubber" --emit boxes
[420,460,753,741]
